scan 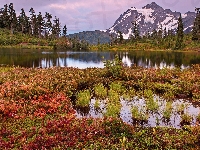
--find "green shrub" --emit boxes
[180,113,193,126]
[163,101,173,120]
[76,89,91,107]
[94,83,107,98]
[103,55,123,78]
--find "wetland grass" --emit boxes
[196,113,200,123]
[176,103,187,114]
[94,83,107,99]
[94,99,101,109]
[76,89,91,108]
[180,113,193,126]
[131,106,148,124]
[144,89,159,112]
[1,64,200,149]
[162,101,173,121]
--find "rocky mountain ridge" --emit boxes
[68,2,196,44]
[106,2,195,39]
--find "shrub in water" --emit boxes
[163,101,173,121]
[94,83,107,99]
[131,106,148,123]
[76,89,91,108]
[180,113,193,126]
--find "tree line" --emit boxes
[0,3,67,39]
[0,3,90,50]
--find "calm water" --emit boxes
[1,49,200,68]
[75,96,200,128]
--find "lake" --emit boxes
[1,49,200,68]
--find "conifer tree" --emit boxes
[117,30,123,43]
[36,12,45,38]
[163,27,167,38]
[175,14,184,49]
[0,4,9,29]
[44,12,52,38]
[29,7,37,36]
[8,3,17,34]
[62,25,67,37]
[151,29,157,39]
[18,8,30,34]
[52,16,61,38]
[157,24,163,39]
[167,29,174,48]
[132,21,140,40]
[192,8,200,41]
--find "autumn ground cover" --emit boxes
[0,60,200,149]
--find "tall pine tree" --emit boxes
[29,7,37,36]
[0,4,9,29]
[52,16,61,39]
[132,20,140,40]
[175,14,184,49]
[44,12,52,38]
[8,3,17,34]
[192,8,200,41]
[62,25,67,37]
[18,8,30,34]
[36,12,44,38]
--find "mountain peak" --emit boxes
[142,2,163,10]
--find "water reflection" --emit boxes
[0,49,200,68]
[75,96,200,128]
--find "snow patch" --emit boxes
[100,30,107,32]
[136,8,155,23]
[123,11,132,19]
[184,25,193,31]
[122,28,132,39]
[182,13,187,18]
[160,15,178,30]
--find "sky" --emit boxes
[0,0,199,34]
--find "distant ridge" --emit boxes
[67,30,111,45]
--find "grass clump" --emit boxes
[144,89,159,112]
[76,89,91,108]
[163,101,173,121]
[94,99,101,109]
[94,83,107,99]
[109,81,125,95]
[104,103,121,118]
[131,106,148,123]
[176,103,187,114]
[105,89,121,117]
[180,113,193,126]
[146,97,159,112]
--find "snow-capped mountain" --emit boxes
[106,2,196,39]
[68,2,196,44]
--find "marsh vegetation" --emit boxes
[1,56,200,149]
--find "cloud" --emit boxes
[48,1,89,10]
